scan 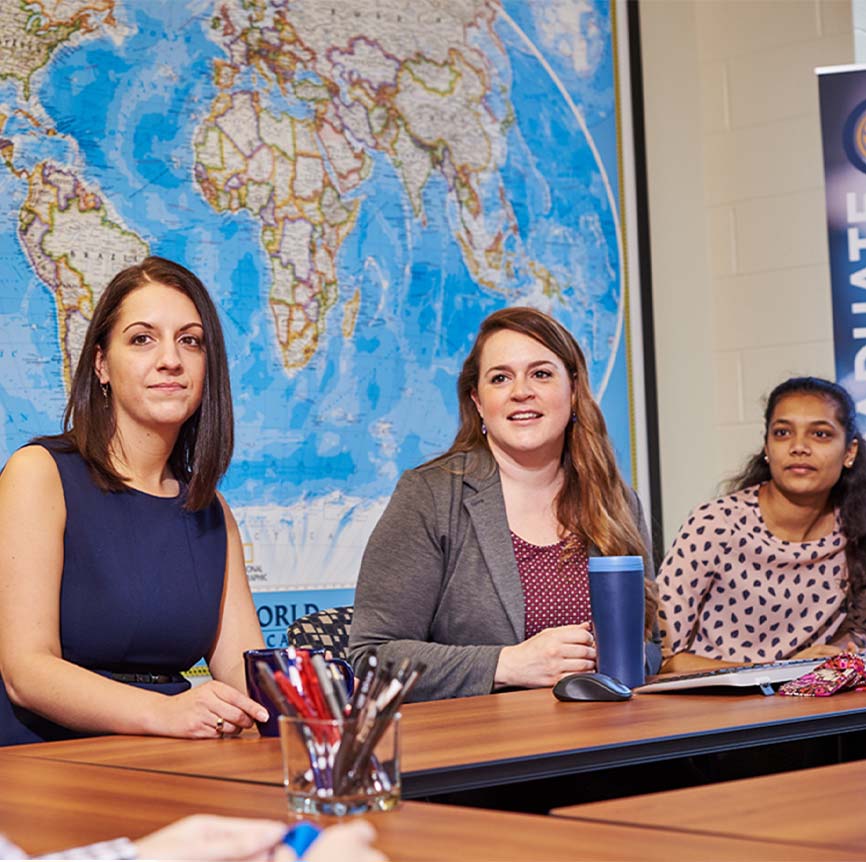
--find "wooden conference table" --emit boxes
[0,753,853,861]
[552,757,866,857]
[10,686,866,797]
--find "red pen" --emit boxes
[277,664,339,743]
[298,651,332,719]
[274,669,315,719]
[289,662,331,723]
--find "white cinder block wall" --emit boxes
[640,0,855,546]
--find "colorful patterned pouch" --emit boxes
[778,652,866,697]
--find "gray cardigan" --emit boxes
[349,449,661,701]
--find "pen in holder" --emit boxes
[256,647,424,817]
[279,713,400,816]
[244,647,353,737]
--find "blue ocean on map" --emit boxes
[0,0,635,596]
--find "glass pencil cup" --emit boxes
[278,713,401,816]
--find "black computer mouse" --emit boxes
[552,672,632,702]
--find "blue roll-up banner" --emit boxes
[818,64,866,429]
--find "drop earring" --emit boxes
[481,422,487,436]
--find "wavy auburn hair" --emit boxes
[726,377,866,625]
[42,256,233,511]
[443,306,657,633]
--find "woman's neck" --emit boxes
[486,439,563,489]
[494,455,562,491]
[490,445,565,545]
[758,481,835,542]
[108,425,179,496]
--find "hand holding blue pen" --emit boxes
[283,820,387,862]
[283,822,322,858]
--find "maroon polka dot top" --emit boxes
[510,531,591,638]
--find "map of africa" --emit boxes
[0,0,637,637]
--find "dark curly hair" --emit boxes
[727,377,866,627]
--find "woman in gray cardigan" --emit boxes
[349,308,660,701]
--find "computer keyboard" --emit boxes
[636,657,826,696]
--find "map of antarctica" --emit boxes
[0,0,635,615]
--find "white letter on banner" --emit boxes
[854,303,866,314]
[856,344,866,382]
[852,268,866,290]
[848,227,866,261]
[848,193,866,223]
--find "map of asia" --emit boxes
[0,0,637,644]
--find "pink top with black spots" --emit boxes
[510,532,591,638]
[658,484,852,663]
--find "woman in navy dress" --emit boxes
[0,257,268,745]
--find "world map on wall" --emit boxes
[0,0,633,619]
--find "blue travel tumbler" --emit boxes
[588,556,646,688]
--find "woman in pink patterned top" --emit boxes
[658,377,866,672]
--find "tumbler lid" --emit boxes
[588,555,644,572]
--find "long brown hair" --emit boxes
[444,307,658,632]
[43,256,233,511]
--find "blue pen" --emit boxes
[283,822,322,859]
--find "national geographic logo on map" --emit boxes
[844,99,866,172]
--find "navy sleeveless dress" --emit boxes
[0,444,227,745]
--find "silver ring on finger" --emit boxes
[215,716,225,736]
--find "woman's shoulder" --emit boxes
[210,490,232,526]
[383,450,496,515]
[3,442,64,478]
[394,454,461,501]
[414,449,466,474]
[11,435,83,471]
[0,443,65,508]
[411,449,496,489]
[678,485,761,535]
